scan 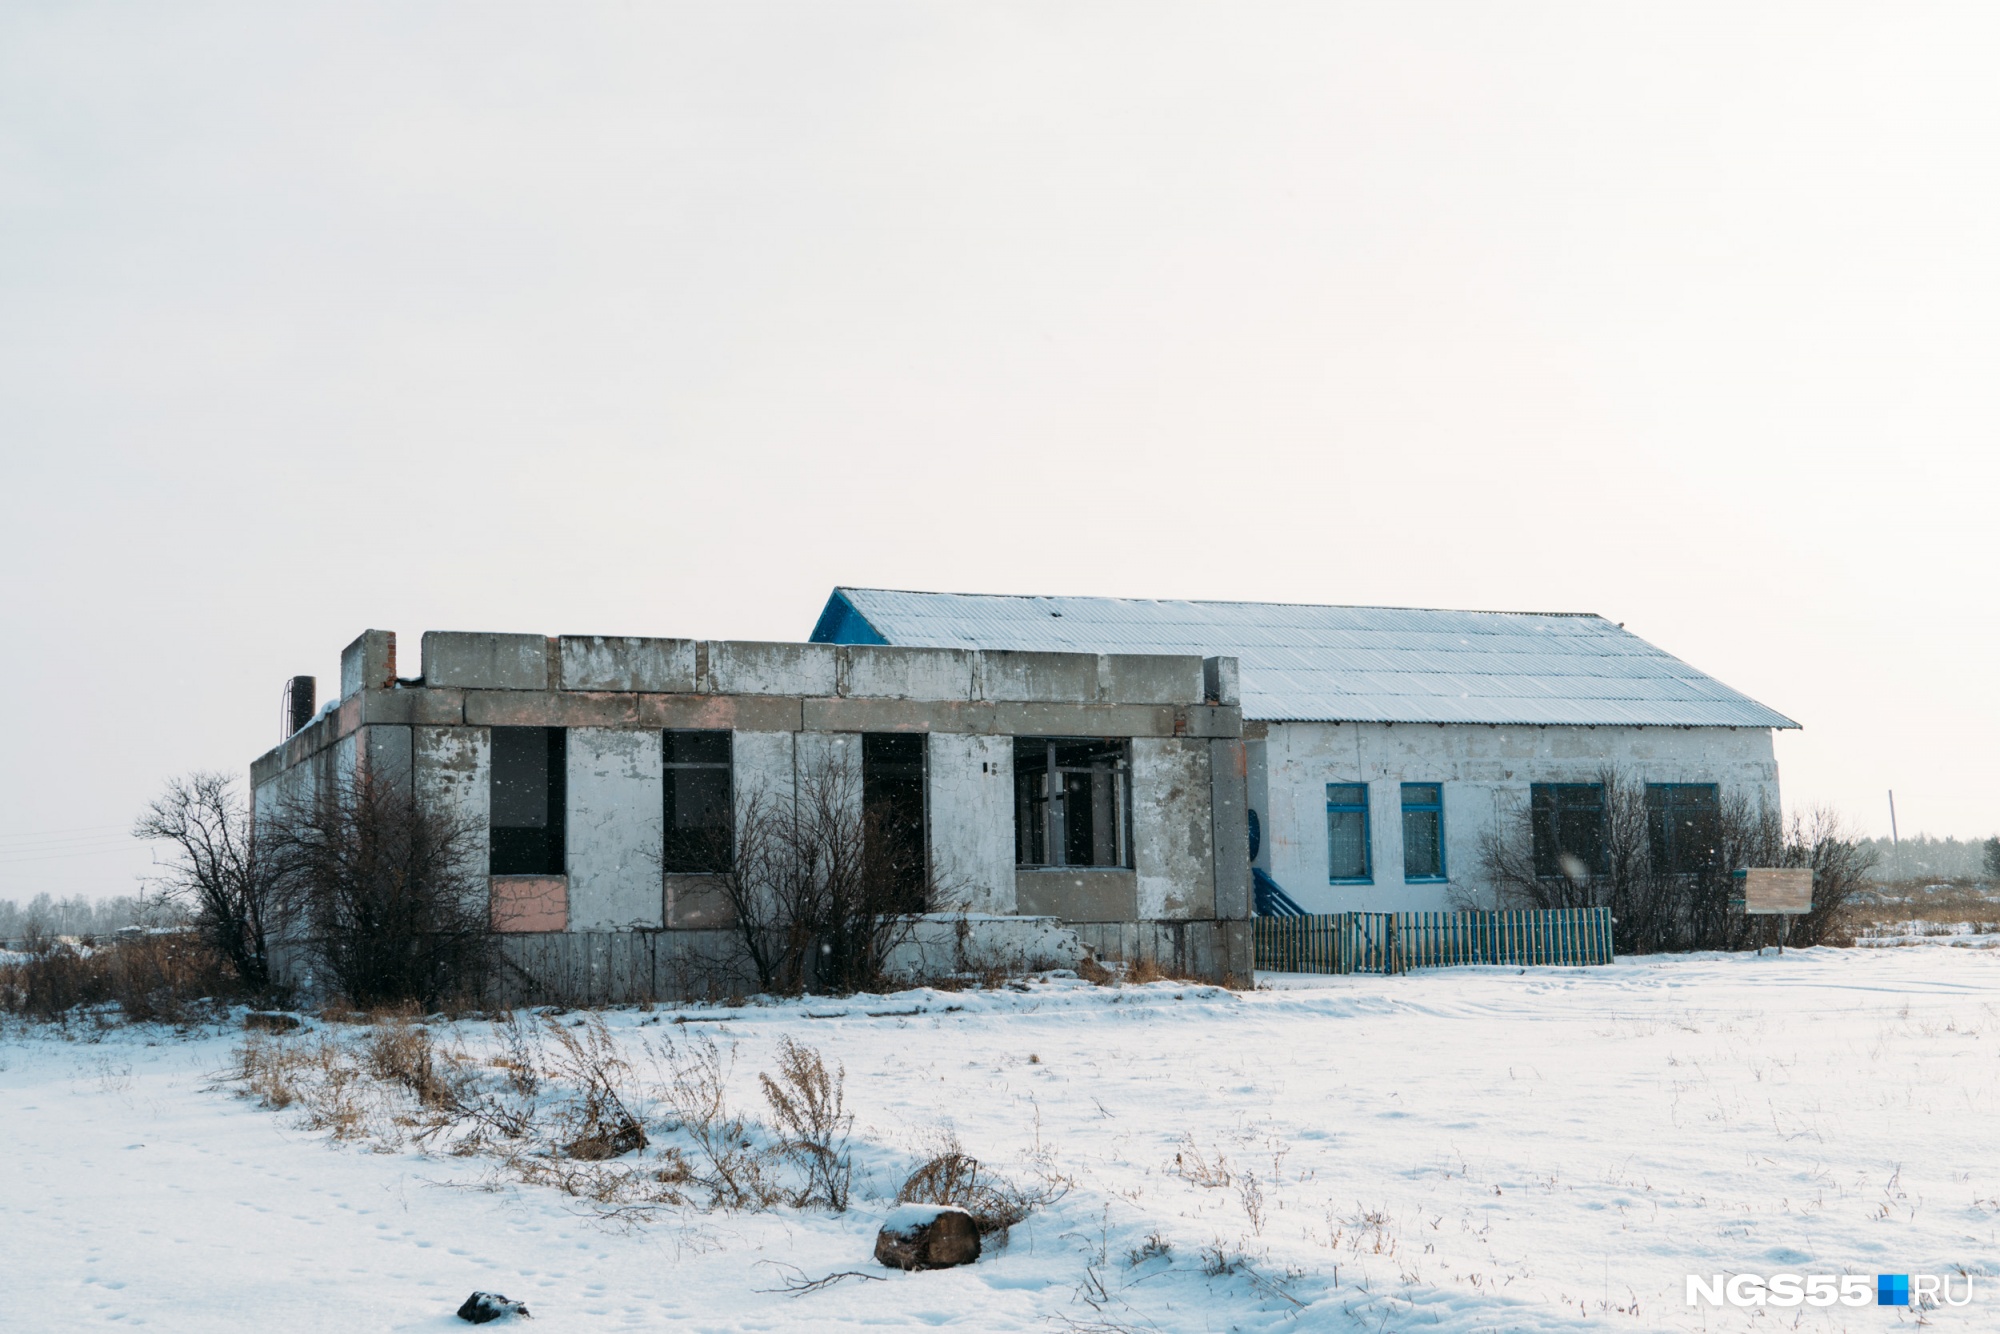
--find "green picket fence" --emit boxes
[1254,907,1614,975]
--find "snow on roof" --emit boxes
[813,588,1798,729]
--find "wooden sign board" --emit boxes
[1732,868,1813,915]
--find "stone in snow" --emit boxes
[456,1291,530,1323]
[874,1203,981,1271]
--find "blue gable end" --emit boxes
[809,590,888,645]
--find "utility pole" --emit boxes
[1888,789,1900,878]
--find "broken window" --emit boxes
[663,730,733,873]
[490,727,566,876]
[1325,783,1372,883]
[1531,783,1607,879]
[1646,783,1721,875]
[1014,738,1130,868]
[1400,783,1445,882]
[862,733,928,911]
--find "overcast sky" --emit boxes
[3,2,1996,900]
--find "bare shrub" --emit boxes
[265,769,492,1008]
[136,771,287,996]
[1480,772,1875,953]
[710,747,950,997]
[897,1129,1061,1241]
[759,1036,852,1211]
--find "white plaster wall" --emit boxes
[415,726,491,916]
[794,730,863,819]
[1131,738,1215,920]
[927,733,1015,914]
[566,728,664,930]
[731,730,796,823]
[1252,723,1782,914]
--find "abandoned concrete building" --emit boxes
[811,589,1799,917]
[251,629,1253,995]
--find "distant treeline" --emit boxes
[0,893,184,944]
[1857,834,2000,882]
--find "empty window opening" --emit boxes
[862,733,928,910]
[1531,783,1607,879]
[664,730,733,873]
[1014,738,1130,868]
[1326,783,1372,883]
[1647,783,1721,875]
[490,726,566,876]
[1401,783,1445,882]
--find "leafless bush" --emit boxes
[264,769,492,1008]
[898,1128,1062,1241]
[136,771,288,996]
[1480,771,1875,952]
[710,748,948,996]
[759,1036,852,1211]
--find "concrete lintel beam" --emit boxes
[1183,705,1244,739]
[464,690,806,732]
[359,687,466,726]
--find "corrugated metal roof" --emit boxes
[816,588,1798,729]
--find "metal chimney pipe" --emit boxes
[283,675,316,739]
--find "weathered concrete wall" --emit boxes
[340,630,397,697]
[1131,738,1216,920]
[926,733,1015,914]
[709,641,839,697]
[1254,722,1784,914]
[422,632,550,691]
[732,729,797,814]
[559,636,696,693]
[414,725,489,832]
[1070,919,1252,984]
[1017,869,1138,921]
[1208,738,1252,921]
[566,728,664,930]
[886,914,1083,978]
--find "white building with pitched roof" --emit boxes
[812,589,1797,915]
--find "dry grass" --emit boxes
[1835,881,2000,945]
[0,932,236,1023]
[897,1128,1067,1242]
[1073,955,1217,988]
[759,1035,853,1211]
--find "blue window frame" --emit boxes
[1326,782,1372,883]
[1401,783,1446,882]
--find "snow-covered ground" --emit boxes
[4,946,1996,1331]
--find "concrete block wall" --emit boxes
[1252,721,1783,915]
[925,733,1015,914]
[567,728,665,930]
